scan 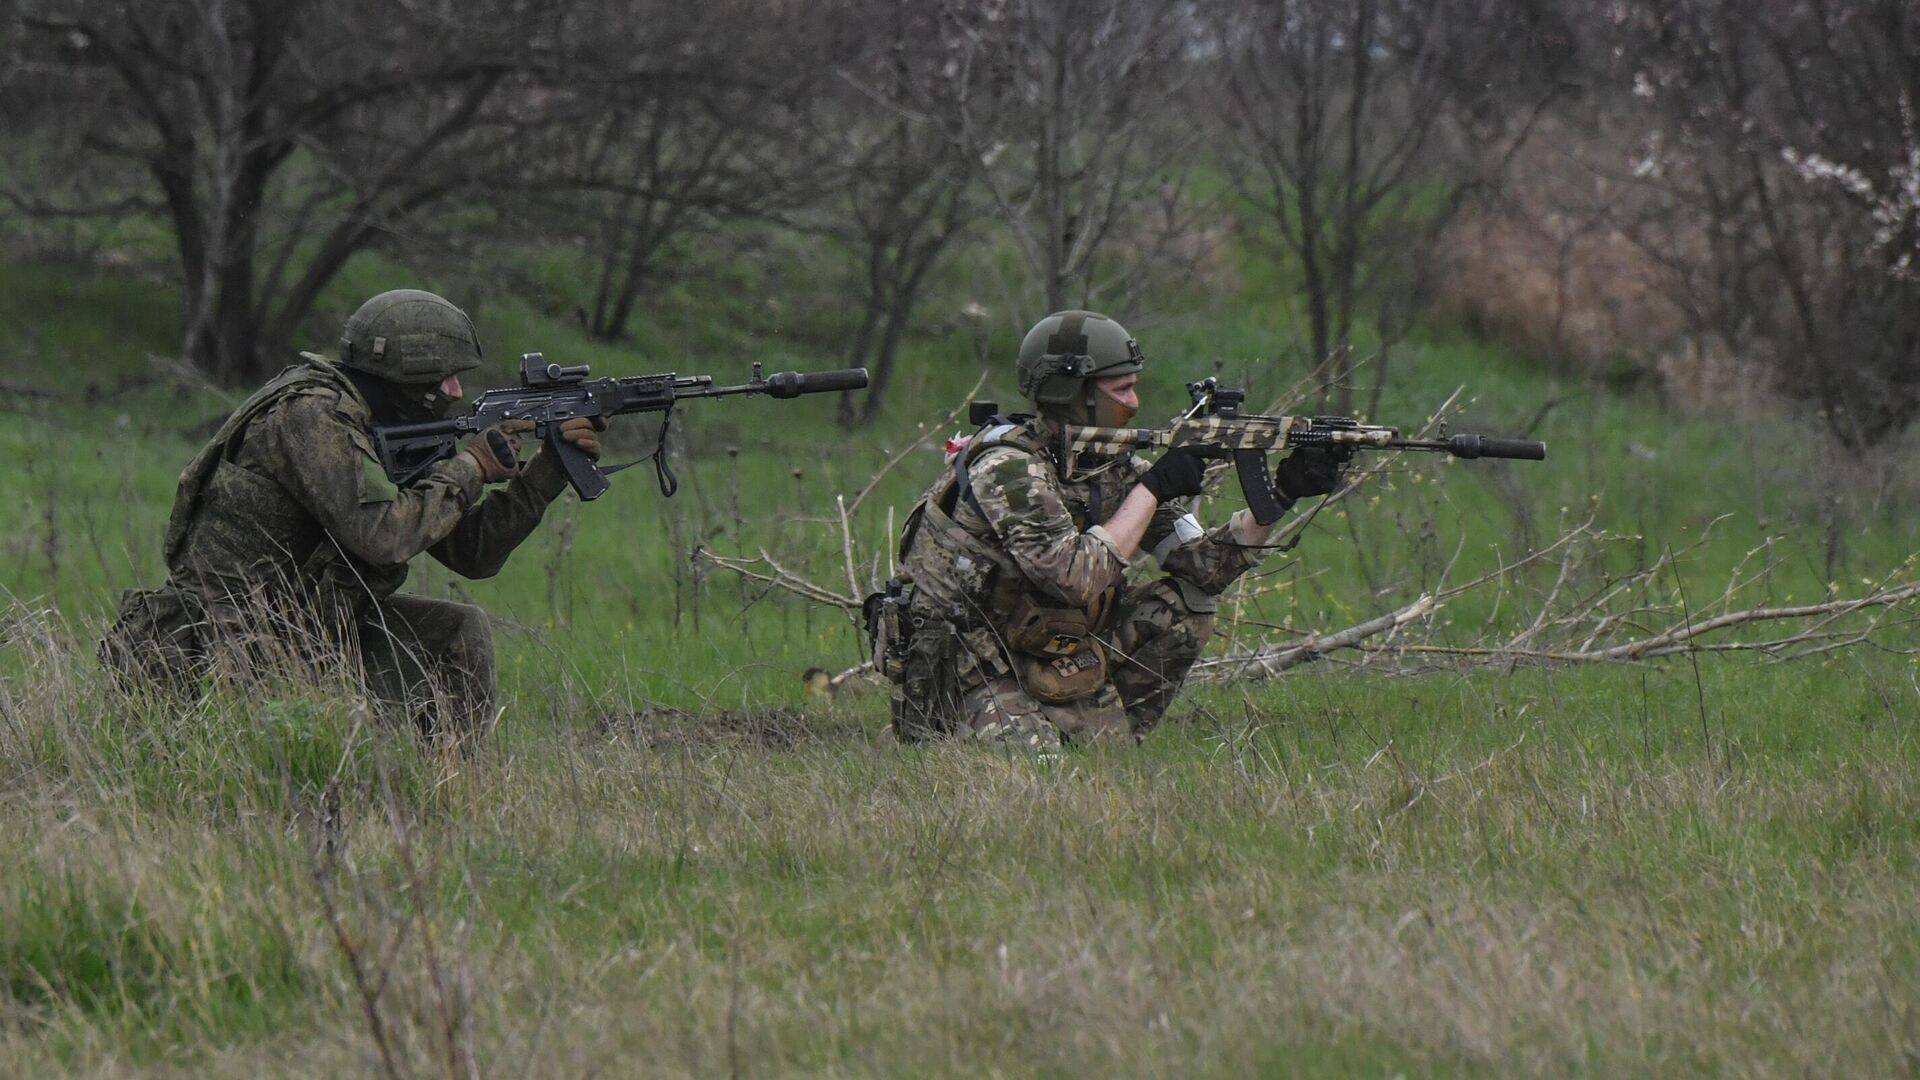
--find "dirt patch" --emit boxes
[596,703,868,751]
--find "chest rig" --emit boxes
[868,410,1120,704]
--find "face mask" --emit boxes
[415,383,459,419]
[342,368,455,424]
[1092,385,1138,428]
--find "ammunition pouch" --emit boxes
[1002,588,1115,704]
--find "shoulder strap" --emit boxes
[903,417,1053,563]
[949,418,1055,515]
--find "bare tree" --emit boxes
[507,0,832,344]
[1609,0,1920,449]
[1210,0,1558,412]
[936,0,1196,315]
[808,0,982,426]
[10,0,560,382]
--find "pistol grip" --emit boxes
[1235,449,1290,526]
[548,430,609,501]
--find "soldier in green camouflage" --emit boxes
[878,311,1343,752]
[100,290,606,740]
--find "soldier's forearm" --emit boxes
[1100,485,1162,559]
[431,474,561,579]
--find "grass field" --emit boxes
[4,234,1920,1075]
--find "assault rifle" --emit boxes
[1036,377,1547,525]
[373,352,869,501]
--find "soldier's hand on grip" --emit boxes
[1140,446,1207,502]
[551,415,607,461]
[1275,446,1343,500]
[462,419,532,483]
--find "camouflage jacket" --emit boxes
[903,417,1265,679]
[163,354,570,611]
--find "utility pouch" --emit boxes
[1018,643,1109,705]
[1002,592,1114,704]
[1002,586,1115,658]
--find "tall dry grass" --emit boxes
[5,597,1920,1076]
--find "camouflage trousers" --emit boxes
[101,583,497,738]
[893,578,1214,752]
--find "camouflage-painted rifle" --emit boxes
[1055,377,1547,525]
[373,352,868,501]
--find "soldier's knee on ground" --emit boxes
[440,602,496,681]
[964,680,1063,755]
[360,595,497,739]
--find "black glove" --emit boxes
[1274,447,1344,500]
[1139,447,1207,502]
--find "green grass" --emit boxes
[4,218,1920,1074]
[4,641,1919,1075]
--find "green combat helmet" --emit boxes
[1015,310,1145,423]
[338,290,483,385]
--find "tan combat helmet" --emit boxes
[1015,310,1145,424]
[338,290,484,385]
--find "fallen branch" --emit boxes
[1365,581,1920,665]
[1192,594,1441,682]
[691,546,862,613]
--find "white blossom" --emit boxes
[1782,95,1920,276]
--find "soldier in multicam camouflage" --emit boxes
[875,311,1344,752]
[100,290,607,740]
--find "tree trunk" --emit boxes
[838,293,883,427]
[178,144,274,381]
[859,294,914,426]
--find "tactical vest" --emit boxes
[164,356,407,608]
[887,419,1118,703]
[893,420,1048,620]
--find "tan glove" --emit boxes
[551,415,608,460]
[461,419,533,483]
